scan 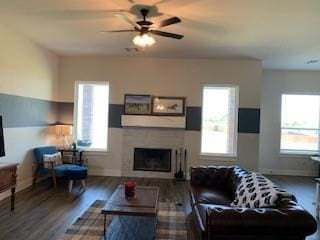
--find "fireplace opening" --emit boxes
[134,148,171,172]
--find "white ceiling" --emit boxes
[1,0,320,70]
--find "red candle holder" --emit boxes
[124,180,136,198]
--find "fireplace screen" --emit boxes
[134,148,171,172]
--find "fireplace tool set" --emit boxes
[174,148,187,181]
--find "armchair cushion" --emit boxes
[64,165,87,180]
[54,164,87,178]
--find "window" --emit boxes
[74,82,109,151]
[201,85,239,156]
[280,94,320,154]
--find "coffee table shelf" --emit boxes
[101,185,159,238]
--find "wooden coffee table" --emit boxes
[101,185,159,238]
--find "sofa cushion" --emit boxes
[231,172,295,208]
[192,186,233,205]
[206,203,317,237]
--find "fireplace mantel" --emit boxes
[121,115,186,129]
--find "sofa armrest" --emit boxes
[206,204,317,238]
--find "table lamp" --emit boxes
[56,124,73,149]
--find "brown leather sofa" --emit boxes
[189,166,317,240]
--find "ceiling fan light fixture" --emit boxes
[133,33,155,47]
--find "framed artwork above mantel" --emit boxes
[151,96,186,116]
[124,94,151,115]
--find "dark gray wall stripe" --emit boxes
[0,93,57,128]
[186,107,202,131]
[0,93,260,133]
[238,108,260,133]
[57,104,261,133]
[109,104,124,128]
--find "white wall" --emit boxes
[0,24,59,199]
[59,56,262,175]
[59,57,261,107]
[259,70,320,176]
[0,24,59,101]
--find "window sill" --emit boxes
[200,153,237,161]
[280,150,318,158]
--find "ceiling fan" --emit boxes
[100,8,184,47]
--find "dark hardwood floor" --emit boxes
[0,176,192,240]
[0,175,318,240]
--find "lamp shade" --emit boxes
[56,124,72,136]
[55,125,62,136]
[61,125,72,136]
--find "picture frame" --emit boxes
[152,96,186,116]
[124,94,151,115]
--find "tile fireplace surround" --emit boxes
[121,127,185,178]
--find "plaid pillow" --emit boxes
[43,152,62,169]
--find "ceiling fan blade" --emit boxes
[114,13,138,28]
[150,30,183,39]
[100,30,138,33]
[158,17,181,28]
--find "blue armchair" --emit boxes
[33,146,88,192]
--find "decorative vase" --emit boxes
[125,180,136,198]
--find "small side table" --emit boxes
[58,148,84,165]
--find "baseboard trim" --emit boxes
[260,168,318,177]
[0,177,33,201]
[88,168,121,177]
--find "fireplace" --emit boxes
[134,148,171,172]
